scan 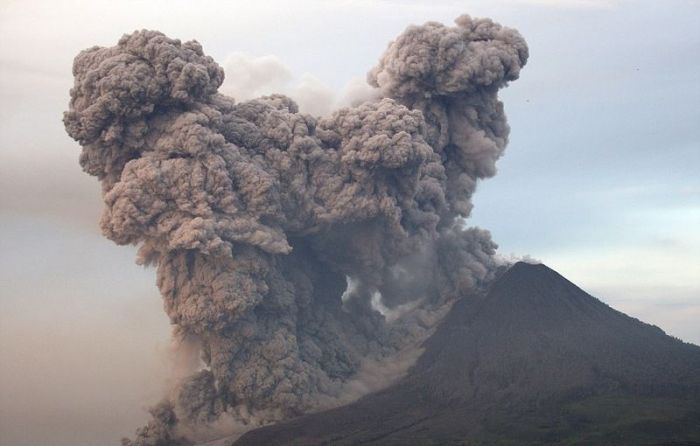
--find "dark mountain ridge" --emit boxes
[235,262,700,445]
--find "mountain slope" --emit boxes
[234,262,700,445]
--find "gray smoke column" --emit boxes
[63,14,527,444]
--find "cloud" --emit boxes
[220,52,376,116]
[219,52,293,100]
[63,15,525,443]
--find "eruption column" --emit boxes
[63,15,527,444]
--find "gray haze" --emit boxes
[63,15,525,443]
[1,1,698,446]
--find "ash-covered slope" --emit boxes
[235,262,700,445]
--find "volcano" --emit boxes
[233,262,700,445]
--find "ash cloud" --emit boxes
[63,14,527,444]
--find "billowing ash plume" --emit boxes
[63,14,527,444]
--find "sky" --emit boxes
[0,1,698,445]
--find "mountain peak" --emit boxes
[483,261,611,325]
[509,260,546,270]
[234,264,700,446]
[500,261,569,286]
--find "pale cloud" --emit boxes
[221,52,336,115]
[221,52,376,116]
[220,52,293,101]
[292,74,337,116]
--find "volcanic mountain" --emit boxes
[234,262,700,445]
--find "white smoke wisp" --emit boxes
[63,14,527,445]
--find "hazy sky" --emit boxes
[0,1,698,445]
